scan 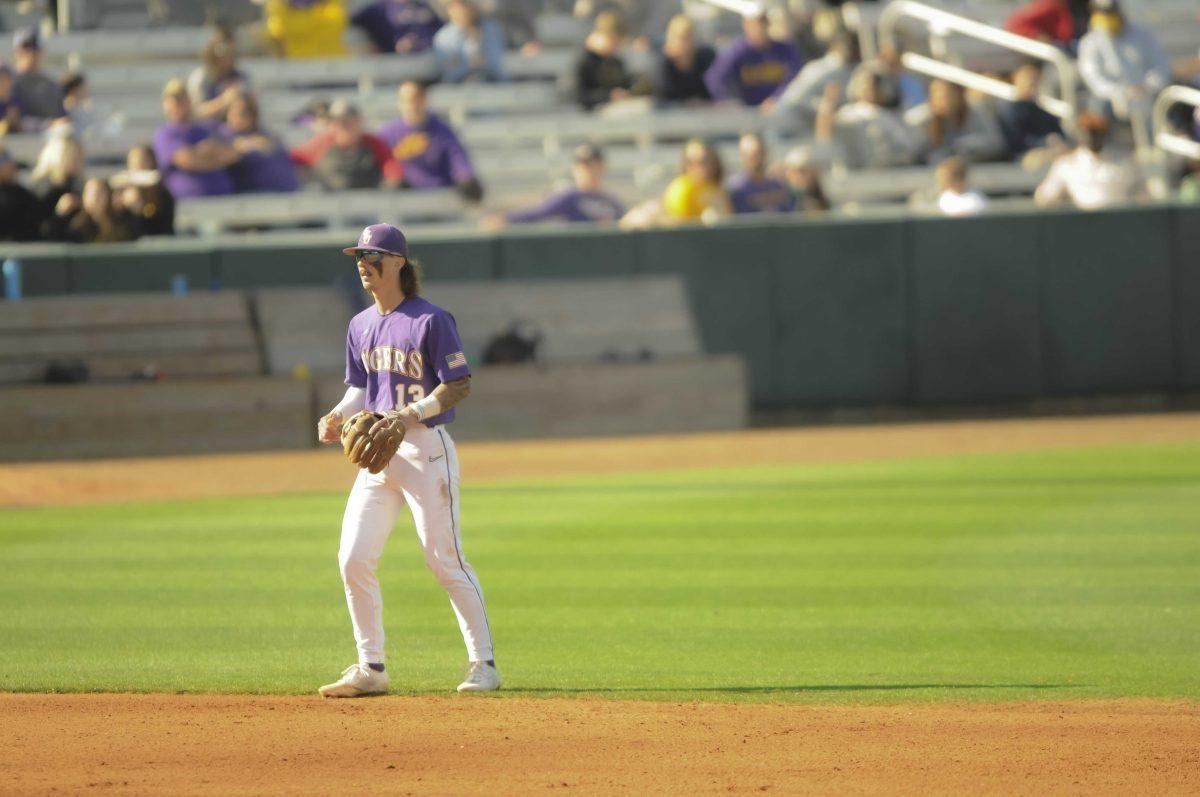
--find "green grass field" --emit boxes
[1,441,1198,703]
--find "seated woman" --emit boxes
[111,144,176,238]
[661,138,731,224]
[903,78,1007,164]
[220,91,300,194]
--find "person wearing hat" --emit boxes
[290,99,396,190]
[315,222,499,697]
[1077,0,1170,132]
[11,28,63,129]
[781,146,830,214]
[0,147,46,242]
[703,9,801,107]
[494,144,625,226]
[152,78,237,199]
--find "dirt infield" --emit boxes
[1,694,1196,796]
[3,412,1199,508]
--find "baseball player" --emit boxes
[316,223,498,697]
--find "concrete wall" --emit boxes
[5,204,1198,410]
[0,377,312,461]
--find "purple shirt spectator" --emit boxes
[345,294,470,427]
[507,188,625,224]
[351,0,443,54]
[726,175,795,214]
[376,112,475,188]
[219,127,300,193]
[153,121,235,198]
[704,37,801,106]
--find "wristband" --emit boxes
[410,394,444,421]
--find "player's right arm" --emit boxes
[320,325,370,443]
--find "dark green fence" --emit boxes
[5,204,1198,407]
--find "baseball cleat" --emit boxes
[456,661,501,693]
[318,664,389,698]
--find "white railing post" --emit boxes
[878,0,1078,125]
[1151,85,1200,162]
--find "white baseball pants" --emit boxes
[338,424,494,665]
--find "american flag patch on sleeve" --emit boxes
[446,351,468,369]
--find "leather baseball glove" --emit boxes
[340,410,406,474]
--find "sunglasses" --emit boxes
[356,251,385,266]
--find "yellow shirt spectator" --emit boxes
[266,0,348,59]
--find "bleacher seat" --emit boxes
[0,292,263,386]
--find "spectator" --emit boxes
[29,131,84,226]
[220,92,300,193]
[291,99,393,190]
[152,78,238,199]
[575,11,634,111]
[661,138,730,223]
[781,146,830,213]
[653,14,714,106]
[904,79,1006,164]
[351,0,443,55]
[1077,0,1170,136]
[187,29,249,121]
[264,0,349,59]
[53,177,136,244]
[704,11,801,107]
[769,32,859,126]
[492,0,543,56]
[0,63,23,133]
[59,72,93,133]
[726,132,793,214]
[1035,112,1141,209]
[871,44,926,110]
[376,80,482,200]
[11,28,63,129]
[933,157,988,216]
[499,144,625,225]
[1005,0,1088,49]
[0,147,44,241]
[997,63,1064,158]
[578,0,680,51]
[817,66,921,170]
[111,144,176,238]
[433,0,507,84]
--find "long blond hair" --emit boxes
[31,133,84,185]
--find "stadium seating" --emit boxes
[0,292,262,386]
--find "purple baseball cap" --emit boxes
[343,223,408,257]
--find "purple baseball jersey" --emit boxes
[345,295,470,426]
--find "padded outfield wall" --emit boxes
[4,203,1198,409]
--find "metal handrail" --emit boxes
[1151,85,1200,162]
[878,0,1078,122]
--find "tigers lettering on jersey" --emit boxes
[362,346,425,379]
